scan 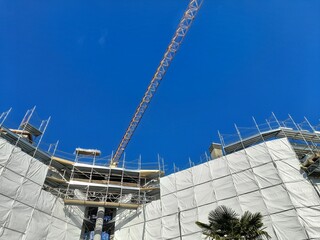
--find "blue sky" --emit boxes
[1,0,319,172]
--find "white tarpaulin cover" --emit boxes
[115,138,320,239]
[0,138,84,240]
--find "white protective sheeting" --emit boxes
[253,162,281,188]
[161,193,178,216]
[286,181,320,207]
[197,203,217,223]
[226,150,250,173]
[213,175,237,201]
[177,187,196,211]
[115,138,320,239]
[160,174,176,196]
[271,210,308,240]
[0,139,14,165]
[7,201,33,233]
[192,162,211,184]
[194,181,215,206]
[209,156,229,179]
[129,223,144,240]
[180,208,199,235]
[26,158,48,185]
[26,209,51,240]
[17,179,41,206]
[145,200,162,221]
[239,190,268,216]
[275,158,306,183]
[0,138,83,240]
[297,206,320,239]
[0,168,24,199]
[266,138,296,160]
[246,143,272,167]
[162,214,180,239]
[36,190,56,215]
[233,169,259,195]
[262,185,293,214]
[219,197,243,215]
[175,168,193,191]
[0,227,23,240]
[66,224,82,240]
[0,194,12,227]
[146,218,162,240]
[6,148,31,176]
[47,218,67,240]
[115,208,144,229]
[182,232,202,240]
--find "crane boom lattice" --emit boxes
[110,0,203,167]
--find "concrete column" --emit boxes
[94,207,105,240]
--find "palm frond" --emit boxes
[196,205,271,240]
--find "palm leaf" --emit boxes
[196,205,271,240]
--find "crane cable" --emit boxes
[110,0,204,167]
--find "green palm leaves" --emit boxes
[196,205,271,240]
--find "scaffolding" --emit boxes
[114,113,320,240]
[0,107,165,239]
[0,107,164,210]
[45,152,164,209]
[2,107,320,239]
[0,107,85,240]
[217,113,320,177]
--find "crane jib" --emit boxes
[110,0,203,167]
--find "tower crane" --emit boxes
[110,0,203,167]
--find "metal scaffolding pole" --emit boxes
[0,108,12,127]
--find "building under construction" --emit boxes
[1,0,319,239]
[0,107,163,240]
[0,108,320,239]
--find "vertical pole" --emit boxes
[178,207,182,240]
[68,151,79,200]
[105,162,112,203]
[20,106,36,130]
[119,153,126,201]
[86,152,96,201]
[110,151,114,167]
[265,118,272,130]
[218,130,226,156]
[34,117,51,153]
[52,140,59,155]
[138,155,142,204]
[288,114,315,153]
[94,206,105,240]
[157,154,161,178]
[162,157,165,173]
[304,117,320,143]
[271,112,281,128]
[204,151,209,161]
[157,154,162,200]
[0,108,12,127]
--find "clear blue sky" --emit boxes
[1,0,319,172]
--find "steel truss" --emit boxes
[111,0,204,166]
